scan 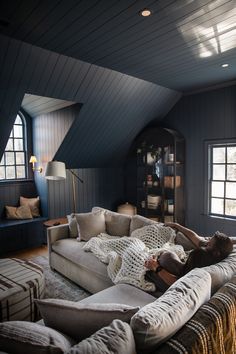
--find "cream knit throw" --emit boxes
[83,224,186,292]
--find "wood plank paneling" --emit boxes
[163,84,236,236]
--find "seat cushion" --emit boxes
[52,239,110,281]
[80,284,157,308]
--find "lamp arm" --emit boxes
[69,169,84,184]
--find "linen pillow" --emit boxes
[129,214,156,234]
[130,268,211,352]
[20,196,40,217]
[75,211,106,241]
[0,321,74,354]
[35,298,139,341]
[92,207,132,236]
[67,319,136,354]
[5,205,33,220]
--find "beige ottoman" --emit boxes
[0,258,45,322]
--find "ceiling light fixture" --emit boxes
[221,63,229,68]
[139,8,152,17]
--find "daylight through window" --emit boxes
[208,143,236,219]
[0,114,27,180]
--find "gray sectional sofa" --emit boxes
[1,207,236,354]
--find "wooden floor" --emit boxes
[1,245,48,260]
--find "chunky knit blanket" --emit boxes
[83,224,187,292]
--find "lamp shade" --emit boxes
[45,161,66,180]
[29,155,37,163]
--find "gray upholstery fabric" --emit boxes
[75,212,106,241]
[131,268,212,352]
[35,299,139,342]
[129,215,156,234]
[67,214,78,238]
[204,247,236,294]
[66,320,136,354]
[80,284,157,307]
[51,239,113,293]
[0,321,74,354]
[175,231,197,250]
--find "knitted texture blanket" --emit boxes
[83,224,186,292]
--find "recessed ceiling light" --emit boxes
[139,8,152,17]
[221,63,229,68]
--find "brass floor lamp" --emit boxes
[45,161,83,213]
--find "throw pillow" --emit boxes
[75,211,106,241]
[67,319,136,354]
[20,196,40,217]
[5,205,33,220]
[35,298,139,341]
[157,275,236,354]
[130,268,211,352]
[0,321,74,354]
[92,207,131,236]
[67,214,78,238]
[129,214,156,234]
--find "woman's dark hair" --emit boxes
[212,231,233,260]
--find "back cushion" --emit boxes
[129,214,156,234]
[157,275,236,354]
[130,268,211,352]
[204,247,236,294]
[92,207,131,236]
[75,211,106,241]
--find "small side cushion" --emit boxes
[20,196,40,217]
[0,321,74,354]
[66,320,136,354]
[130,268,211,352]
[5,205,33,220]
[75,211,106,241]
[35,298,139,342]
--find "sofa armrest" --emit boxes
[47,224,69,251]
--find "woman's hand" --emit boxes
[144,256,158,271]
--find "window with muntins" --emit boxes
[208,142,236,219]
[0,113,27,180]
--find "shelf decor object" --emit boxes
[134,127,185,224]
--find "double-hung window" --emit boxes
[207,141,236,219]
[0,113,27,180]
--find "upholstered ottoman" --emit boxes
[0,258,45,322]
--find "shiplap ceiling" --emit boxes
[22,94,76,118]
[0,0,235,92]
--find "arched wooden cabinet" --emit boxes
[134,127,185,224]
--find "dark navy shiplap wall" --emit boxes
[163,84,236,236]
[33,104,124,218]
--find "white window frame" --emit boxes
[206,139,236,220]
[0,113,28,181]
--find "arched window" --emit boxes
[0,113,27,180]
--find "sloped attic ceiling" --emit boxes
[0,34,180,167]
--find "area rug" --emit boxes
[32,256,90,301]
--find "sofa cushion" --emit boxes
[66,319,136,354]
[52,238,111,282]
[92,207,131,236]
[20,196,40,217]
[130,268,211,352]
[0,321,74,354]
[5,205,33,219]
[204,247,236,294]
[157,275,236,354]
[129,214,156,234]
[80,283,157,307]
[35,298,139,342]
[75,211,106,241]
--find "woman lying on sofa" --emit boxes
[144,222,234,292]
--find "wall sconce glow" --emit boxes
[199,51,212,58]
[221,63,229,68]
[139,8,152,17]
[29,155,42,173]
